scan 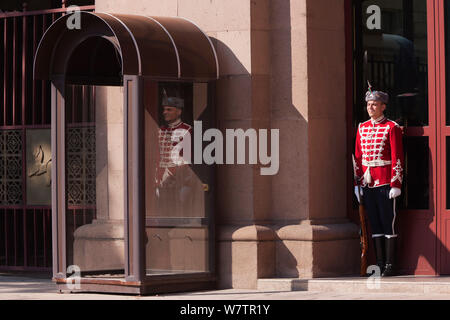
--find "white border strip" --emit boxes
[99,12,142,75]
[141,16,181,79]
[390,198,398,238]
[33,13,68,78]
[179,17,219,79]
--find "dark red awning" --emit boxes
[34,11,219,83]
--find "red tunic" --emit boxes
[354,116,404,189]
[156,121,192,186]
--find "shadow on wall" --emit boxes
[207,0,318,286]
[267,0,303,279]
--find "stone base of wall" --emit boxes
[275,221,360,278]
[217,225,276,289]
[72,219,359,285]
[73,219,124,272]
[217,220,360,289]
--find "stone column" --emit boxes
[120,0,277,289]
[73,86,125,272]
[271,0,359,279]
[211,0,275,289]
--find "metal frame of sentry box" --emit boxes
[34,11,219,294]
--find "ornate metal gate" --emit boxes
[0,3,95,271]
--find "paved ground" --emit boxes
[0,273,450,300]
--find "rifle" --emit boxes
[352,154,369,276]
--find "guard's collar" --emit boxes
[168,119,182,128]
[371,115,386,125]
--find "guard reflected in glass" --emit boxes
[155,91,194,217]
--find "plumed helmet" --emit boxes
[162,88,184,109]
[365,81,389,104]
[162,96,184,109]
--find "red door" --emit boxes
[395,0,439,275]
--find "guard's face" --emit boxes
[366,100,386,119]
[162,106,182,124]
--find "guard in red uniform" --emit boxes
[354,85,404,277]
[156,95,194,217]
[156,97,192,185]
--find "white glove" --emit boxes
[354,186,363,203]
[389,187,401,199]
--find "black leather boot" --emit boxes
[382,237,397,277]
[373,236,385,275]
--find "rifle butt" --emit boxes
[359,203,369,276]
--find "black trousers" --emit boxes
[363,185,397,238]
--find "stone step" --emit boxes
[257,277,450,295]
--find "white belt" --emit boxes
[362,159,392,167]
[362,160,391,184]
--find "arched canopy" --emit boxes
[34,12,219,84]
